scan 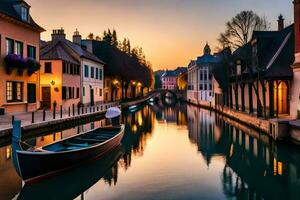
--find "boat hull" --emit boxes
[16,127,124,184]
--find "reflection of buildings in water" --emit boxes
[153,103,187,126]
[0,145,22,199]
[187,104,300,199]
[187,105,224,166]
[121,106,155,170]
[218,115,300,200]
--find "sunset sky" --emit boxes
[27,0,294,70]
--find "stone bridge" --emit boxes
[152,89,186,102]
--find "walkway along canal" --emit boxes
[0,101,300,199]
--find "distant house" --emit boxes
[161,70,178,90]
[40,29,105,109]
[187,43,219,103]
[0,0,44,113]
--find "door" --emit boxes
[90,88,94,106]
[42,87,51,109]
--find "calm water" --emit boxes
[1,102,300,200]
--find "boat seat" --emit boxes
[71,138,104,143]
[63,141,89,147]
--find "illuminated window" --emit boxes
[6,81,23,102]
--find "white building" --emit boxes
[81,58,104,106]
[70,30,105,106]
[187,43,218,103]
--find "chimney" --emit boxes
[277,14,284,31]
[294,0,300,63]
[73,29,82,45]
[51,28,66,41]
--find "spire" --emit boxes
[204,42,211,55]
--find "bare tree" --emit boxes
[218,10,270,49]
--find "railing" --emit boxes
[11,101,120,126]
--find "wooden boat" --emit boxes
[17,146,123,200]
[12,120,125,184]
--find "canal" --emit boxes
[1,102,300,200]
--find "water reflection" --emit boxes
[0,103,300,199]
[187,105,300,200]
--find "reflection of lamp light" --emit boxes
[113,79,119,85]
[132,81,137,86]
[137,82,142,87]
[50,80,55,86]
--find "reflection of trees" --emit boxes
[120,105,155,169]
[187,105,300,200]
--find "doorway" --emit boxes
[42,87,51,109]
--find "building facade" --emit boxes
[0,0,44,113]
[187,43,218,103]
[40,29,104,110]
[161,70,177,90]
[213,16,295,119]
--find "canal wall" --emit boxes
[187,99,290,141]
[0,102,119,142]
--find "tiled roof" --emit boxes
[161,70,177,77]
[41,38,105,65]
[196,54,219,64]
[0,0,44,32]
[254,25,294,78]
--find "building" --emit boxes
[40,29,105,109]
[290,0,300,119]
[213,16,295,119]
[187,43,219,103]
[0,0,44,113]
[161,70,178,90]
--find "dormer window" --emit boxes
[21,7,28,22]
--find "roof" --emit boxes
[41,38,105,65]
[253,25,294,78]
[0,0,44,32]
[196,53,219,64]
[161,70,177,78]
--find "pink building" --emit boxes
[161,70,177,90]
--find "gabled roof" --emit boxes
[40,40,79,64]
[41,38,105,65]
[0,0,44,32]
[253,25,294,78]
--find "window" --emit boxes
[6,38,14,55]
[21,7,28,22]
[15,41,23,57]
[76,88,79,98]
[99,69,103,80]
[91,67,94,78]
[44,62,52,73]
[69,87,72,99]
[63,62,66,73]
[27,83,36,103]
[27,45,36,59]
[62,87,66,100]
[83,87,85,96]
[6,81,23,102]
[99,88,102,96]
[70,64,74,75]
[84,65,89,78]
[96,68,99,79]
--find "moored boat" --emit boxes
[12,108,125,184]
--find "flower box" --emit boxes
[4,54,40,76]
